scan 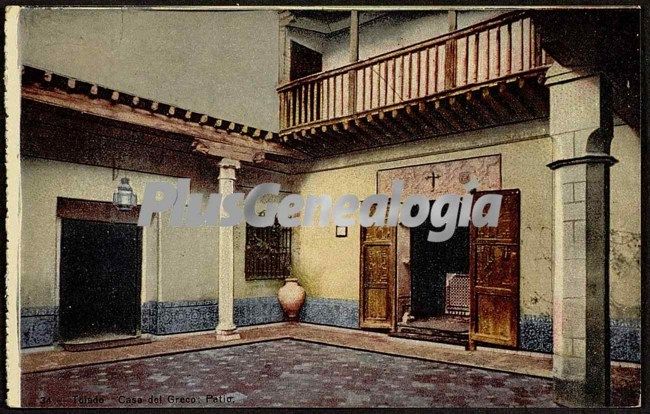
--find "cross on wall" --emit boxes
[425,170,442,189]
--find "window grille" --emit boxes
[244,222,292,280]
[445,272,470,315]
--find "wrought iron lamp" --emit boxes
[112,177,137,211]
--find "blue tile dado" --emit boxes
[518,314,640,362]
[235,297,285,327]
[21,307,58,348]
[519,314,553,354]
[611,319,641,363]
[154,300,217,335]
[141,301,158,334]
[19,303,640,362]
[299,298,359,329]
[146,297,285,335]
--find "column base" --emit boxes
[554,378,609,407]
[215,329,241,341]
[554,378,587,407]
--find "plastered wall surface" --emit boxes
[291,123,554,316]
[20,157,290,309]
[609,124,641,319]
[290,120,642,320]
[20,9,280,132]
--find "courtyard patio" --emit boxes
[21,324,641,408]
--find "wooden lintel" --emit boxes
[22,84,306,161]
[191,138,263,163]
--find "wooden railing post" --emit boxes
[444,38,457,90]
[348,69,357,115]
[277,12,545,134]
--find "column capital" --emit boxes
[218,158,241,170]
[547,153,618,170]
[218,158,240,181]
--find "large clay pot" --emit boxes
[277,278,306,320]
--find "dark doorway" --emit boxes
[401,201,470,345]
[59,218,142,341]
[410,203,469,317]
[290,41,323,81]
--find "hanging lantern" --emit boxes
[112,177,137,211]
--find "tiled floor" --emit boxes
[20,323,641,408]
[23,339,559,408]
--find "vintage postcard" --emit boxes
[4,4,644,409]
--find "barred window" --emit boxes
[244,221,292,280]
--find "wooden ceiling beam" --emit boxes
[390,109,424,141]
[293,132,323,156]
[281,135,318,158]
[404,104,439,136]
[375,111,412,143]
[416,102,453,135]
[300,129,331,155]
[481,87,513,120]
[497,82,531,120]
[311,126,348,153]
[517,78,548,116]
[464,91,498,125]
[343,120,375,147]
[433,100,465,131]
[320,124,363,152]
[358,115,391,145]
[448,96,481,130]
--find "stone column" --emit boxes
[216,158,241,341]
[546,63,616,406]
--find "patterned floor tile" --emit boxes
[21,339,637,408]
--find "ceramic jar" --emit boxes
[277,278,306,320]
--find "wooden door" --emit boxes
[360,226,396,329]
[469,189,520,348]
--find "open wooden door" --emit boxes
[360,226,396,329]
[468,189,520,349]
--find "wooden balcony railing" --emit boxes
[278,11,549,134]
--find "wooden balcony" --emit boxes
[278,11,552,157]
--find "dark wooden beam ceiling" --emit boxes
[530,9,640,131]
